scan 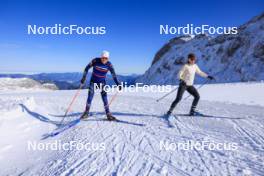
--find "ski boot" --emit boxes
[164,111,172,120]
[80,111,89,119]
[166,111,172,116]
[81,104,90,120]
[189,110,203,116]
[106,113,116,121]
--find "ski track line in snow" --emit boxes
[170,115,219,175]
[52,121,114,175]
[25,118,109,176]
[229,119,264,152]
[2,92,264,176]
[127,119,195,175]
[128,106,260,175]
[166,104,262,175]
[86,118,185,175]
[42,117,146,176]
[96,123,152,175]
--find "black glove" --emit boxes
[81,77,86,84]
[117,82,122,91]
[118,85,122,91]
[179,79,186,86]
[207,75,215,80]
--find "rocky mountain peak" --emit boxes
[138,12,264,85]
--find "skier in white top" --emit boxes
[167,53,214,116]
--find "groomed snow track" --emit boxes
[1,90,264,176]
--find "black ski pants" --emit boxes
[169,82,200,112]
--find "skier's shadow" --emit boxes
[41,119,81,140]
[19,104,82,139]
[50,111,159,118]
[50,112,148,127]
[176,114,243,120]
[86,118,145,127]
[19,104,61,126]
[19,103,146,129]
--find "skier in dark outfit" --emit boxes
[167,53,214,116]
[80,50,121,120]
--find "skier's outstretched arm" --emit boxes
[196,65,214,80]
[195,65,208,78]
[108,63,120,86]
[81,59,96,84]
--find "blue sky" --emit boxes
[0,0,263,74]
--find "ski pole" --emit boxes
[109,91,119,106]
[156,65,226,102]
[183,79,210,101]
[59,84,84,126]
[156,87,178,102]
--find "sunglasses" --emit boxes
[101,57,108,60]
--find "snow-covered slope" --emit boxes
[0,78,58,91]
[137,13,264,85]
[0,82,263,175]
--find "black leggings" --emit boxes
[169,83,200,112]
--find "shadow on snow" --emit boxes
[19,104,145,139]
[176,113,243,120]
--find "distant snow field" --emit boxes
[0,78,58,91]
[198,82,264,107]
[0,82,263,175]
[124,82,264,107]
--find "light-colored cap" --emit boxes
[101,50,110,58]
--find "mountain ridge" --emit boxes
[137,12,264,85]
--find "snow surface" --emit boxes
[0,78,58,91]
[0,82,264,175]
[162,82,264,107]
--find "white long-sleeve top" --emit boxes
[178,64,208,86]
